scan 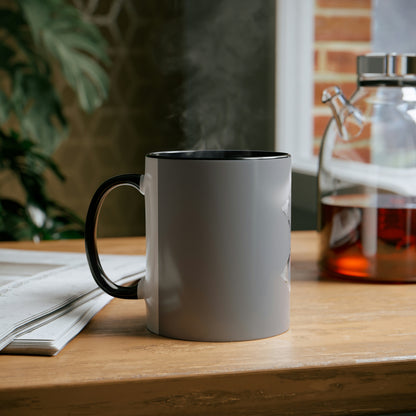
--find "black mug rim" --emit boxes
[147,150,291,160]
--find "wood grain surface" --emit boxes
[0,231,415,415]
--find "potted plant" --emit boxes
[0,0,109,240]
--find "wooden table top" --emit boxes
[1,231,416,415]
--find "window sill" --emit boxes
[292,156,318,176]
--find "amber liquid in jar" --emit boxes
[320,194,416,282]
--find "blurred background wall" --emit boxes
[0,0,381,238]
[46,0,276,237]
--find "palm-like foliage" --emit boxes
[0,0,110,240]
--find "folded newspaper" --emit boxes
[0,249,145,356]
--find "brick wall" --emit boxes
[313,0,372,155]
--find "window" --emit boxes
[276,0,372,176]
[275,0,315,174]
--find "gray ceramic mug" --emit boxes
[85,150,291,341]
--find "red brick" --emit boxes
[333,143,371,163]
[315,16,371,42]
[315,116,372,141]
[314,50,320,71]
[317,0,372,9]
[357,122,372,140]
[326,51,361,74]
[315,136,371,162]
[314,115,332,138]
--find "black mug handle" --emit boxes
[85,174,143,299]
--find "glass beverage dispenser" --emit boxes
[318,53,416,282]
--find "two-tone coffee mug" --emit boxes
[85,150,291,341]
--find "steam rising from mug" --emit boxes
[155,0,275,150]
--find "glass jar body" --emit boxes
[318,84,416,282]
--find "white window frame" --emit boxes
[275,0,317,175]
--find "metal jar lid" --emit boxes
[357,53,416,81]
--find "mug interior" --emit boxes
[147,150,290,160]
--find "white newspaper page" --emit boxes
[0,249,145,355]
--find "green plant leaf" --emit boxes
[0,8,25,32]
[51,45,109,111]
[0,198,34,240]
[0,0,106,240]
[0,91,10,124]
[0,129,85,240]
[11,70,67,153]
[0,43,15,71]
[0,8,27,47]
[18,0,110,113]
